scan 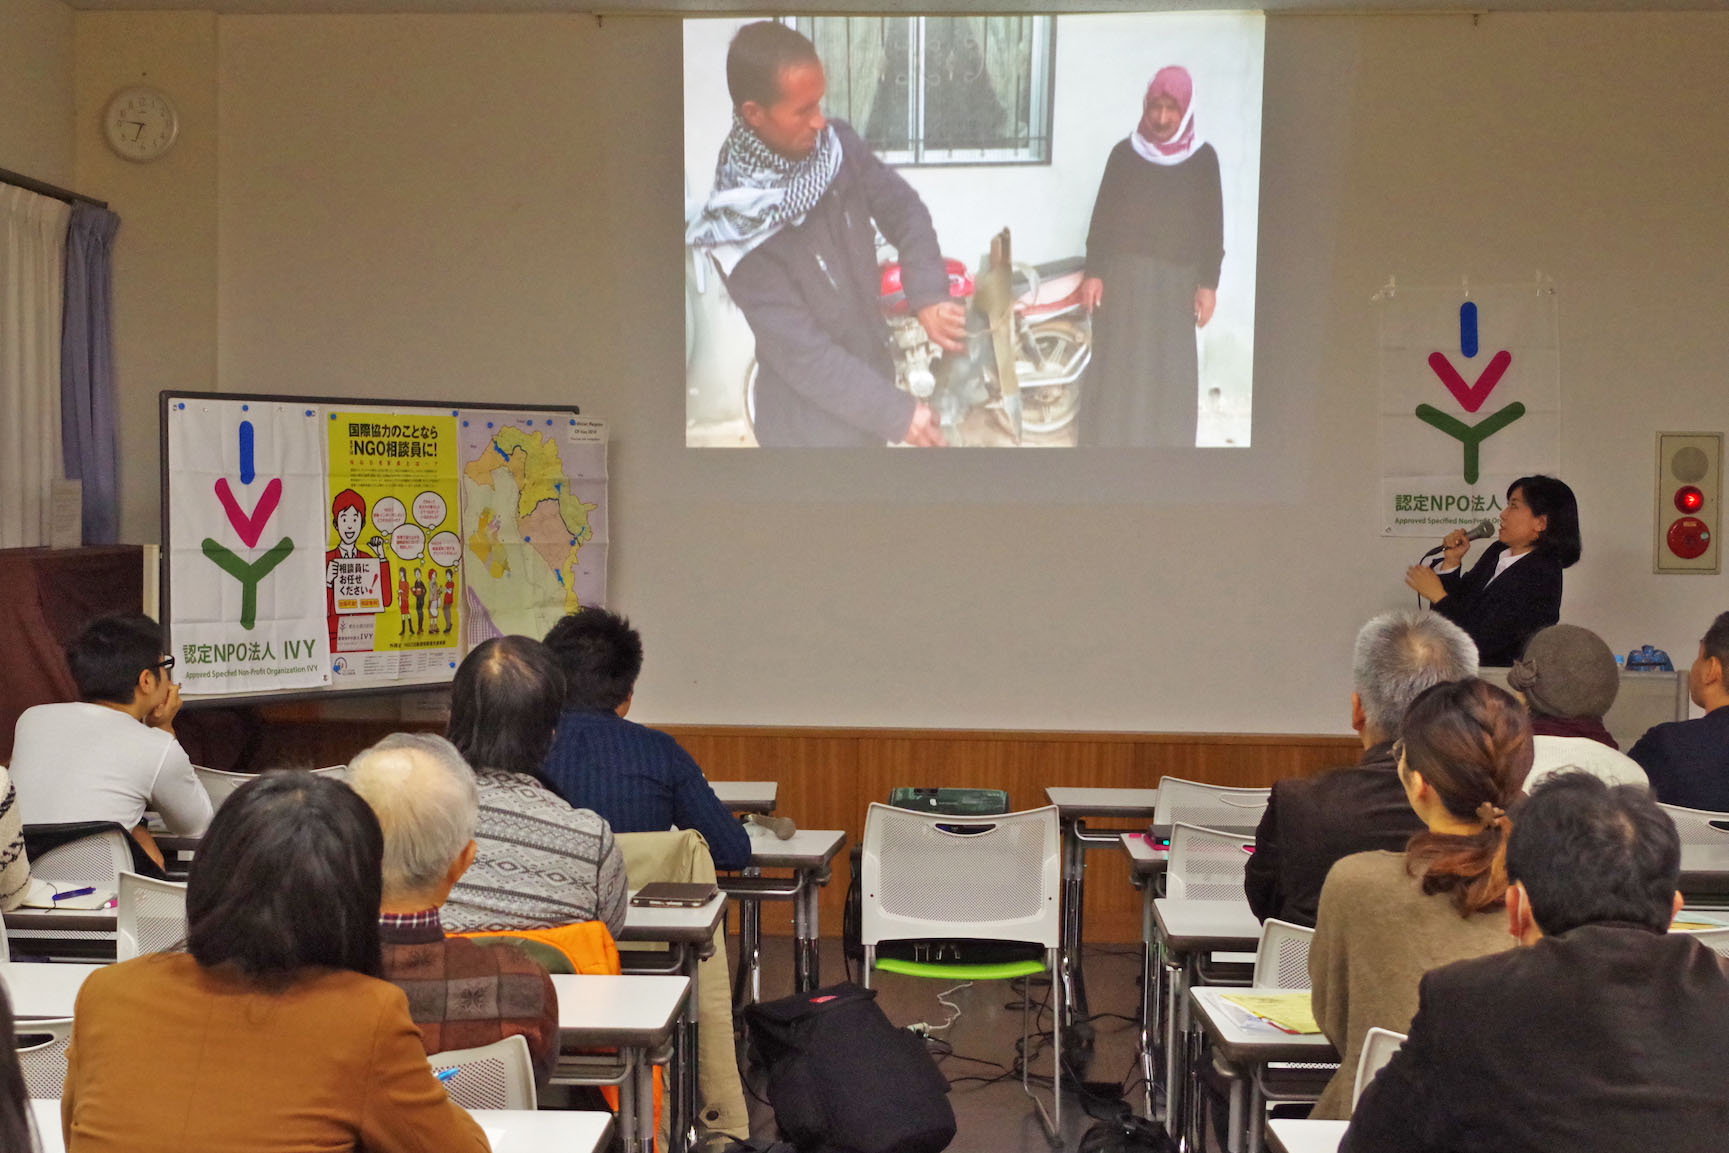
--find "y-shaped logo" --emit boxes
[1415,302,1524,483]
[203,419,294,629]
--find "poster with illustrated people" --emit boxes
[324,409,465,688]
[162,394,607,701]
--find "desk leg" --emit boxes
[1138,877,1161,1122]
[1162,952,1188,1143]
[617,1048,640,1153]
[731,868,762,1010]
[793,871,821,993]
[1059,819,1087,1039]
[674,944,701,1153]
[636,1049,657,1153]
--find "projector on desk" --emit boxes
[1625,645,1675,672]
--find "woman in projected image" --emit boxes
[1077,66,1224,447]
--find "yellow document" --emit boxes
[1220,992,1322,1035]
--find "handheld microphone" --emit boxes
[1420,518,1498,561]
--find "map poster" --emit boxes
[459,412,608,644]
[325,410,464,687]
[166,399,329,695]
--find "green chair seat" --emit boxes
[874,956,1048,981]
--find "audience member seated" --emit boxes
[442,636,628,936]
[9,613,212,870]
[1342,772,1729,1152]
[1630,610,1729,810]
[1245,610,1478,926]
[60,771,487,1152]
[0,763,30,910]
[0,986,29,1153]
[539,608,750,870]
[1307,677,1530,1118]
[1509,623,1647,790]
[348,733,561,1085]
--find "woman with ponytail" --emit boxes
[1306,678,1532,1118]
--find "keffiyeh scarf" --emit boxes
[686,115,843,273]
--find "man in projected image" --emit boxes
[688,21,965,447]
[1078,66,1224,447]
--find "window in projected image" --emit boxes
[684,12,1264,451]
[798,16,1056,165]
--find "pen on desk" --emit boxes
[51,886,97,902]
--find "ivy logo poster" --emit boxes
[166,400,329,694]
[325,411,463,687]
[1378,284,1559,536]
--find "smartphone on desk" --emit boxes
[630,882,719,909]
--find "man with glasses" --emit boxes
[10,613,213,869]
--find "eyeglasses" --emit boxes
[155,656,177,673]
[1391,739,1406,767]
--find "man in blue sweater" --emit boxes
[540,609,751,870]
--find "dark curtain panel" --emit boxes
[60,203,122,544]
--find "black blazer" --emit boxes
[1342,924,1729,1153]
[1629,707,1729,811]
[1433,541,1563,666]
[1243,742,1426,928]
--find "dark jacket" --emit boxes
[726,121,949,447]
[1630,707,1729,812]
[1433,541,1563,666]
[1342,924,1729,1153]
[1243,741,1425,927]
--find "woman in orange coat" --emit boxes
[61,772,489,1153]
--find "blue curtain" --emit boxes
[60,203,121,544]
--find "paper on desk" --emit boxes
[1220,992,1322,1034]
[22,879,116,910]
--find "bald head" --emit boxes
[347,732,478,903]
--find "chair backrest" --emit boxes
[193,765,255,810]
[1351,1027,1407,1108]
[1153,778,1270,835]
[1657,802,1729,848]
[32,829,133,888]
[1166,823,1255,902]
[1685,927,1729,958]
[14,1017,74,1099]
[429,1033,537,1110]
[117,871,189,961]
[860,803,1061,949]
[1252,919,1315,989]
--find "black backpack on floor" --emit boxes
[745,983,956,1153]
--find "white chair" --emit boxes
[1154,778,1271,837]
[1657,802,1729,847]
[1167,823,1256,903]
[1685,927,1729,957]
[1251,919,1313,989]
[32,828,133,887]
[1351,1027,1407,1108]
[861,802,1064,1144]
[14,1017,74,1099]
[117,871,189,960]
[430,1033,537,1110]
[193,765,254,810]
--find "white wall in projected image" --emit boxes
[684,13,1263,449]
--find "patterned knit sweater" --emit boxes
[0,767,30,910]
[442,768,628,936]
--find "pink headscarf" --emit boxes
[1131,66,1199,166]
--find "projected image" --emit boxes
[684,13,1264,448]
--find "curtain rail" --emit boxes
[0,167,108,210]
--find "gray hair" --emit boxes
[347,732,478,900]
[1352,610,1479,740]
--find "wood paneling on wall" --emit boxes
[236,711,1358,942]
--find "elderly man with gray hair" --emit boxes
[1244,610,1478,927]
[348,732,560,1084]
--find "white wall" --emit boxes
[71,10,1729,733]
[0,0,75,186]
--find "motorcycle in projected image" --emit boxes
[743,228,1091,446]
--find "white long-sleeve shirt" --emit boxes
[9,702,213,835]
